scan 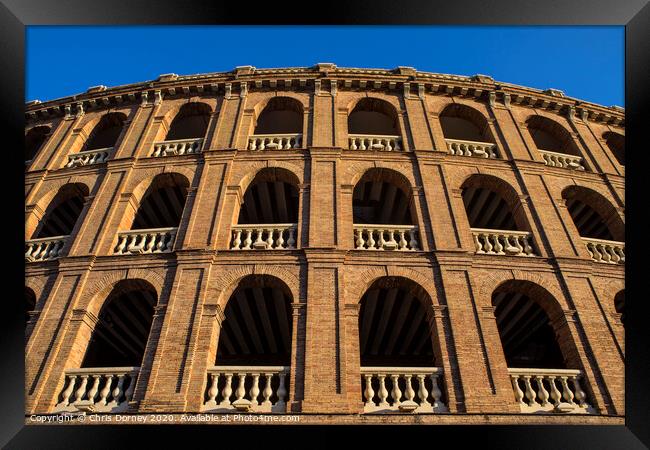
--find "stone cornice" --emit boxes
[26,65,624,128]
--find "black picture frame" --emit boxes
[3,1,648,448]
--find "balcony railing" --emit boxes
[583,238,625,264]
[354,225,420,251]
[202,366,289,413]
[248,134,302,150]
[230,224,297,250]
[53,367,139,413]
[152,138,203,157]
[66,147,113,168]
[25,235,68,262]
[471,228,536,256]
[349,135,402,151]
[446,138,498,159]
[508,368,595,414]
[113,228,178,255]
[360,367,447,413]
[539,150,585,171]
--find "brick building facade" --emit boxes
[24,64,625,424]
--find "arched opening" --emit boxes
[25,126,50,162]
[231,168,299,250]
[81,279,157,368]
[461,175,535,256]
[254,97,303,135]
[352,168,420,251]
[440,104,494,143]
[603,132,625,166]
[84,113,127,151]
[26,286,36,325]
[32,183,89,239]
[131,173,190,230]
[359,276,446,412]
[492,280,593,413]
[614,290,625,326]
[526,116,585,171]
[206,275,293,412]
[349,98,399,136]
[165,102,212,141]
[562,186,623,241]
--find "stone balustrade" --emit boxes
[113,227,178,255]
[152,138,203,157]
[54,367,139,413]
[25,235,68,262]
[66,147,112,168]
[349,134,402,151]
[353,224,420,251]
[583,238,625,264]
[203,366,289,413]
[360,367,447,413]
[539,150,585,170]
[248,134,302,150]
[508,368,594,414]
[446,138,498,158]
[230,224,297,250]
[471,228,536,256]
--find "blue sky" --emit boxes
[26,26,624,106]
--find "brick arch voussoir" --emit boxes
[234,161,304,195]
[251,93,309,119]
[345,161,417,193]
[477,270,568,312]
[346,266,438,308]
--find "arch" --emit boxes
[81,278,158,368]
[525,115,581,157]
[25,126,51,162]
[83,112,127,151]
[460,173,530,231]
[603,131,624,166]
[253,96,304,135]
[439,103,495,143]
[164,101,212,141]
[237,167,301,224]
[348,97,400,136]
[129,172,191,230]
[352,167,416,225]
[561,185,624,241]
[614,290,624,325]
[31,182,89,239]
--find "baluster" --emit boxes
[286,227,296,248]
[276,228,285,249]
[276,372,287,407]
[126,234,142,253]
[493,234,504,254]
[259,138,266,150]
[448,142,456,155]
[350,138,357,150]
[571,375,587,407]
[385,138,393,151]
[602,245,613,263]
[523,375,537,406]
[262,373,273,406]
[535,376,550,406]
[242,230,253,250]
[616,246,625,263]
[86,375,101,404]
[285,137,292,149]
[178,142,186,155]
[294,136,301,149]
[482,234,493,254]
[165,231,176,251]
[464,144,471,156]
[548,376,562,406]
[585,242,595,260]
[145,233,156,253]
[123,373,136,402]
[74,375,89,403]
[220,374,233,406]
[154,232,165,252]
[355,228,365,249]
[110,374,126,405]
[249,138,257,151]
[591,243,603,262]
[377,229,386,250]
[206,373,219,406]
[398,230,408,250]
[49,240,63,259]
[394,138,401,151]
[417,374,430,407]
[115,235,128,254]
[235,373,246,402]
[232,230,242,250]
[254,228,265,248]
[266,228,275,248]
[559,376,575,404]
[599,244,611,263]
[474,233,484,253]
[366,229,376,249]
[32,242,48,261]
[609,245,621,263]
[404,374,416,404]
[518,235,529,255]
[59,375,77,406]
[364,374,375,407]
[25,243,35,261]
[249,373,260,406]
[511,375,526,406]
[390,374,402,407]
[377,374,389,406]
[429,374,442,408]
[387,230,398,249]
[408,229,419,250]
[98,375,113,406]
[359,138,366,150]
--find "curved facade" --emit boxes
[24,64,625,424]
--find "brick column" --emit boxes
[289,302,307,412]
[307,148,340,248]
